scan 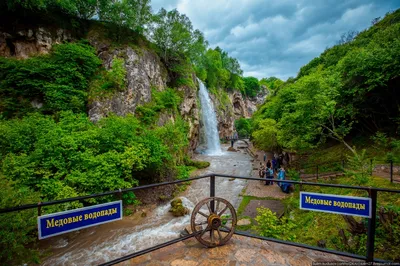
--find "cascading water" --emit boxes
[197,79,222,155]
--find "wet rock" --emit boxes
[169,198,189,217]
[227,147,237,152]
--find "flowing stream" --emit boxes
[41,145,252,265]
[40,80,251,265]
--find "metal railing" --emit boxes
[297,159,400,183]
[1,174,400,265]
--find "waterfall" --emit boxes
[197,79,222,155]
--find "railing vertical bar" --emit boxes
[390,160,393,183]
[210,175,215,212]
[316,165,319,180]
[366,189,377,262]
[38,202,42,217]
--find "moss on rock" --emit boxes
[169,198,189,217]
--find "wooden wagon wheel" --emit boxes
[190,197,237,248]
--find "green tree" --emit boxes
[99,0,152,36]
[149,8,206,64]
[234,118,252,137]
[252,118,279,151]
[0,175,40,264]
[243,76,260,98]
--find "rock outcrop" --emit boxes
[87,43,168,122]
[0,27,73,58]
[208,89,269,138]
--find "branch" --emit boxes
[320,124,356,154]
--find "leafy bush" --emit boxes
[234,118,252,137]
[243,76,260,98]
[252,119,279,151]
[0,175,40,265]
[253,207,296,241]
[345,148,372,185]
[0,112,181,205]
[136,88,182,125]
[0,42,101,118]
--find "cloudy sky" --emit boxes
[151,0,399,80]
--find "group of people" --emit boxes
[259,158,293,194]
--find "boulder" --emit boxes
[169,198,189,217]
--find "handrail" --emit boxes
[1,173,400,264]
[0,174,210,214]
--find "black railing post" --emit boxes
[38,202,42,217]
[316,165,319,180]
[390,160,393,183]
[366,189,377,262]
[210,175,215,212]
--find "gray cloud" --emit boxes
[152,0,400,80]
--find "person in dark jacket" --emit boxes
[272,158,277,172]
[265,167,273,185]
[266,160,271,169]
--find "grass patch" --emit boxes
[237,195,279,216]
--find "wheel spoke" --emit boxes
[210,229,214,243]
[216,200,220,213]
[218,205,229,216]
[221,217,233,221]
[206,201,212,214]
[200,227,210,238]
[217,228,223,242]
[195,221,208,226]
[197,211,209,218]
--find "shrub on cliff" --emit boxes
[0,42,101,118]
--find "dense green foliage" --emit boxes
[242,76,261,98]
[259,77,283,93]
[234,118,252,137]
[0,42,101,118]
[149,8,207,65]
[0,176,40,264]
[252,10,400,153]
[277,176,400,261]
[253,207,296,241]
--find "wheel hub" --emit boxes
[208,214,221,229]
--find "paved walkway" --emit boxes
[118,235,360,266]
[245,146,289,199]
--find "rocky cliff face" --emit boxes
[0,27,73,58]
[209,89,268,138]
[87,40,168,122]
